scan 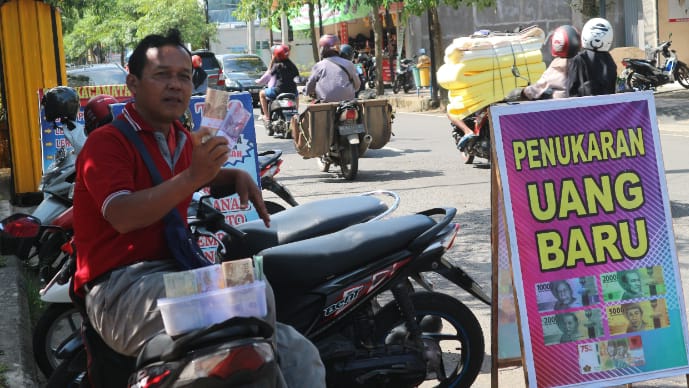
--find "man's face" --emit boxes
[626,272,642,295]
[625,307,643,329]
[607,343,616,357]
[562,315,578,334]
[555,283,572,302]
[127,45,193,127]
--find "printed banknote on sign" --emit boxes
[601,266,666,302]
[542,309,604,346]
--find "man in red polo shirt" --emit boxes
[73,29,325,387]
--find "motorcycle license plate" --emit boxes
[338,123,365,136]
[283,109,299,120]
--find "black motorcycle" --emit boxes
[265,93,299,139]
[621,36,689,91]
[392,58,416,94]
[46,191,489,388]
[358,53,376,89]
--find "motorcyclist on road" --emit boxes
[305,34,360,102]
[522,24,581,100]
[258,43,300,122]
[567,17,618,96]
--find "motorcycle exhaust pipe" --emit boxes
[363,134,373,144]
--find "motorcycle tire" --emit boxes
[33,303,83,377]
[317,157,330,172]
[340,144,359,181]
[675,62,689,89]
[266,123,275,137]
[45,349,87,388]
[392,79,401,94]
[462,150,475,165]
[625,72,652,91]
[374,292,484,388]
[367,76,376,90]
[403,77,413,94]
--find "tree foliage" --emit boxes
[51,0,216,65]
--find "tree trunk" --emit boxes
[371,9,384,96]
[309,2,318,62]
[429,7,445,106]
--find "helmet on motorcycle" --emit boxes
[340,44,354,60]
[318,34,340,58]
[42,86,80,123]
[581,18,613,52]
[84,94,117,134]
[191,54,202,69]
[273,44,290,61]
[550,25,581,58]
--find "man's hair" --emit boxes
[622,302,643,317]
[127,28,191,78]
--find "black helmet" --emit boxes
[42,86,80,123]
[340,44,354,60]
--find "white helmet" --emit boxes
[581,18,613,52]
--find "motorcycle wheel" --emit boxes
[367,77,375,89]
[462,150,475,165]
[374,292,484,388]
[626,72,652,91]
[316,157,330,172]
[392,79,401,94]
[266,122,275,137]
[340,144,359,181]
[675,62,689,89]
[33,303,83,377]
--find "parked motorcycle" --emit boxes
[34,191,399,379]
[0,101,83,264]
[622,35,689,91]
[359,53,376,89]
[45,190,488,387]
[392,57,416,94]
[256,149,298,213]
[316,100,371,181]
[265,93,299,139]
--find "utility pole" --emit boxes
[427,9,439,107]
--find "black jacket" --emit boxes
[567,50,618,97]
[272,59,299,95]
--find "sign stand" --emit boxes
[488,93,689,388]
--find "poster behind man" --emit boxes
[38,87,260,263]
[491,92,689,387]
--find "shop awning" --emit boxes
[289,4,370,31]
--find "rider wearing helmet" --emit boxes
[191,54,208,95]
[522,25,581,100]
[42,86,80,129]
[305,34,360,102]
[84,94,118,135]
[258,43,299,122]
[567,17,617,96]
[339,44,354,61]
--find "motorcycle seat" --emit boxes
[257,150,282,169]
[261,214,435,290]
[224,195,388,260]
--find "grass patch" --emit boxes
[23,266,46,326]
[0,362,8,388]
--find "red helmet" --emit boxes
[550,25,581,58]
[273,44,290,61]
[84,94,117,134]
[191,54,203,68]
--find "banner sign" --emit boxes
[491,92,689,387]
[39,88,260,263]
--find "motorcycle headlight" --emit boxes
[225,79,240,88]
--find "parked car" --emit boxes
[191,49,225,90]
[216,53,268,107]
[66,63,127,87]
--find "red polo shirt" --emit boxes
[73,102,193,292]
